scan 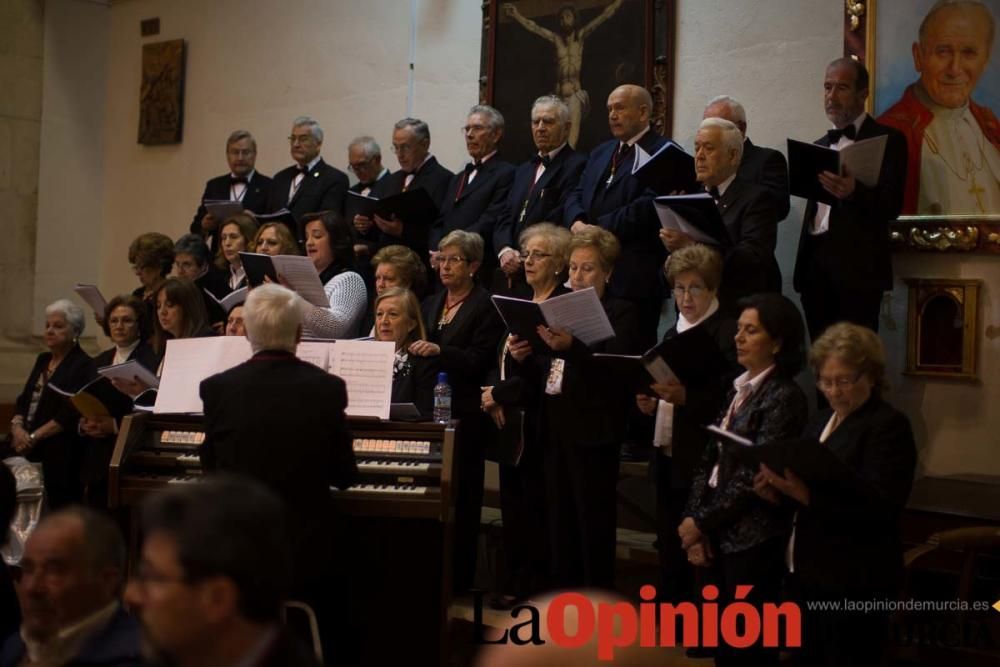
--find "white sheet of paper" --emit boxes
[538,287,615,346]
[74,284,107,315]
[653,198,718,245]
[270,255,329,307]
[642,356,677,385]
[296,341,331,371]
[707,424,753,447]
[154,337,252,413]
[328,340,394,420]
[839,135,887,186]
[97,360,161,389]
[203,199,244,221]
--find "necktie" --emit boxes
[826,125,857,143]
[531,154,551,167]
[230,176,248,185]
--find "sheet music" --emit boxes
[203,286,247,312]
[154,337,252,414]
[270,255,329,307]
[97,360,161,389]
[295,341,331,371]
[538,287,615,346]
[74,284,107,315]
[328,340,394,419]
[642,355,677,384]
[840,135,887,187]
[653,198,718,245]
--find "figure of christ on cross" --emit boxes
[503,0,624,148]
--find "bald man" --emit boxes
[564,84,670,347]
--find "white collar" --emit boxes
[114,339,140,359]
[23,601,118,663]
[716,172,737,197]
[540,143,568,160]
[732,364,775,396]
[230,169,256,181]
[831,112,867,134]
[676,298,719,333]
[471,150,497,166]
[298,156,321,173]
[624,126,651,147]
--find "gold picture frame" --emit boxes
[904,278,981,380]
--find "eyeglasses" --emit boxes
[672,286,706,299]
[348,160,373,173]
[227,148,255,157]
[288,134,315,145]
[816,372,864,391]
[461,124,489,135]
[130,563,190,588]
[438,256,468,266]
[519,251,552,263]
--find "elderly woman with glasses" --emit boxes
[753,322,916,666]
[635,244,739,602]
[8,300,96,508]
[412,229,504,593]
[481,222,571,606]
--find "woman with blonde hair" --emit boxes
[373,287,437,416]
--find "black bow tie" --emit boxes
[230,176,248,185]
[708,186,721,201]
[297,164,310,175]
[826,125,857,143]
[532,154,552,167]
[465,161,482,173]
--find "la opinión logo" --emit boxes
[474,584,802,661]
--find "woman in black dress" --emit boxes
[373,286,437,417]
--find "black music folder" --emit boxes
[239,252,278,287]
[711,429,855,485]
[252,208,297,231]
[592,325,729,395]
[632,141,699,195]
[654,194,732,248]
[346,188,439,224]
[787,136,887,205]
[485,407,525,466]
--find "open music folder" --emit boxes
[787,135,887,205]
[238,252,328,306]
[653,194,731,247]
[632,141,699,195]
[491,287,615,350]
[346,187,439,225]
[710,427,857,486]
[153,337,395,419]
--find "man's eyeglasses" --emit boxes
[816,372,864,391]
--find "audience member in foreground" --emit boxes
[1,507,140,667]
[125,476,321,666]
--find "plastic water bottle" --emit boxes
[433,372,452,424]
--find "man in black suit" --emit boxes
[703,95,790,220]
[266,116,350,236]
[429,105,515,278]
[563,84,668,347]
[198,283,356,660]
[347,136,390,282]
[663,118,784,315]
[493,95,587,295]
[793,58,907,340]
[190,130,272,252]
[356,119,454,264]
[126,477,323,667]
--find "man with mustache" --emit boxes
[793,58,907,342]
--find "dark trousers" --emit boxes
[655,454,696,602]
[790,579,890,667]
[544,431,620,590]
[453,414,487,593]
[714,537,786,667]
[498,438,549,598]
[798,238,883,343]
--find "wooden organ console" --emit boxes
[108,412,458,666]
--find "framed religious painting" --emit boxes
[480,0,676,160]
[138,39,186,145]
[846,0,1000,252]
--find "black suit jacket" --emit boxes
[738,138,790,220]
[199,351,357,588]
[0,605,141,667]
[493,147,587,254]
[190,171,273,250]
[793,115,907,294]
[391,354,439,418]
[563,130,669,304]
[715,177,784,311]
[430,156,516,272]
[421,286,504,419]
[267,158,350,235]
[369,156,455,258]
[793,397,916,597]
